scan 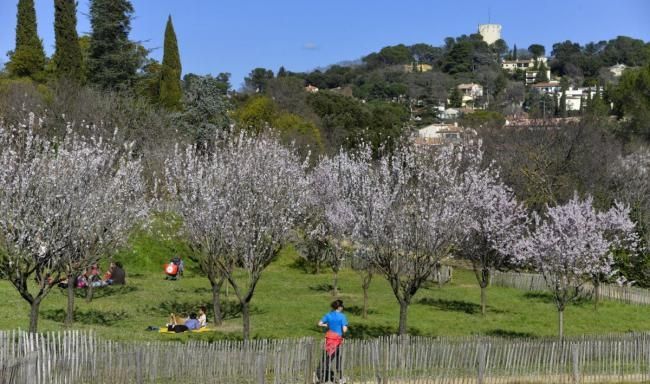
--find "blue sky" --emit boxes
[1,0,649,89]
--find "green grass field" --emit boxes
[3,226,650,343]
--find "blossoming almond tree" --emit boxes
[0,122,147,331]
[165,134,308,339]
[455,156,529,315]
[313,149,376,314]
[57,133,148,324]
[320,144,469,335]
[517,194,636,338]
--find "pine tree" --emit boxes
[159,15,182,109]
[54,0,83,82]
[8,0,46,79]
[88,0,138,89]
[277,66,287,77]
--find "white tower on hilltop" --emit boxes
[478,24,502,45]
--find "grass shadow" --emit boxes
[154,299,263,320]
[344,305,377,317]
[417,298,482,314]
[345,324,422,339]
[523,291,591,306]
[194,287,212,294]
[484,329,537,339]
[59,285,138,299]
[288,257,312,273]
[43,308,128,326]
[345,323,394,339]
[309,283,337,292]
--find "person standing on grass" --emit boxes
[316,299,348,383]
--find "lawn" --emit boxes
[2,233,650,342]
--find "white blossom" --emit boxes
[165,132,309,339]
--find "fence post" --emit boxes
[136,349,143,384]
[478,343,487,384]
[372,340,383,384]
[571,343,580,383]
[256,351,266,384]
[304,339,313,384]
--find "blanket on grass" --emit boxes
[158,327,214,334]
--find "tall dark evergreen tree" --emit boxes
[535,61,549,83]
[54,0,83,82]
[513,44,518,61]
[159,15,182,109]
[88,0,138,89]
[8,0,46,79]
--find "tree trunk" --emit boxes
[558,309,564,340]
[66,276,76,326]
[241,301,251,340]
[211,280,223,326]
[85,283,94,302]
[361,273,372,320]
[398,300,409,335]
[332,271,338,297]
[362,286,369,319]
[29,299,41,333]
[479,268,490,316]
[480,284,487,316]
[593,281,600,311]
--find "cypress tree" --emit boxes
[513,44,518,61]
[159,15,182,109]
[535,61,549,83]
[8,0,46,79]
[54,0,83,82]
[88,0,138,89]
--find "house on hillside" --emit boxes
[609,63,628,77]
[530,81,561,95]
[532,84,604,111]
[415,123,464,146]
[457,83,483,108]
[563,87,602,111]
[403,63,433,73]
[440,108,459,120]
[501,57,548,72]
[525,69,552,85]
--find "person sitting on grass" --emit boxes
[104,262,126,285]
[185,312,200,330]
[167,312,200,333]
[198,306,208,328]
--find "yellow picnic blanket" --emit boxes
[159,327,214,334]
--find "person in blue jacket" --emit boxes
[316,299,348,383]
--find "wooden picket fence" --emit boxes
[490,270,650,306]
[5,330,650,383]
